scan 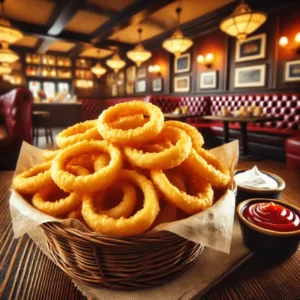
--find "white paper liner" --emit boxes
[10,140,239,254]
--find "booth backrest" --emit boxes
[145,95,209,119]
[0,88,33,144]
[210,94,300,131]
[145,95,180,112]
[78,97,145,120]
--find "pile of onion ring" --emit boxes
[13,101,231,237]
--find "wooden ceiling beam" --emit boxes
[85,3,118,17]
[90,0,177,43]
[95,40,133,51]
[47,0,88,36]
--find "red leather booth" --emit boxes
[79,93,299,161]
[78,97,145,120]
[0,88,33,170]
[285,136,300,170]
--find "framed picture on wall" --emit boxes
[234,64,266,88]
[174,53,191,73]
[174,76,190,92]
[137,66,147,78]
[235,33,266,63]
[284,60,300,82]
[152,77,163,92]
[199,71,218,89]
[135,79,146,92]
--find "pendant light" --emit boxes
[91,50,107,78]
[127,28,152,67]
[106,49,126,73]
[0,41,19,63]
[162,6,193,57]
[220,0,267,41]
[0,0,23,44]
[0,62,11,74]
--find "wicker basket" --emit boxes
[41,223,203,289]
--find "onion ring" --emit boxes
[42,149,61,161]
[109,114,147,130]
[51,140,123,192]
[93,154,110,172]
[182,148,230,188]
[13,162,53,194]
[97,101,164,146]
[32,185,81,217]
[124,127,192,170]
[56,120,101,148]
[151,169,213,214]
[164,120,204,152]
[67,204,82,219]
[81,169,159,237]
[95,181,137,219]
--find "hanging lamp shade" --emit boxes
[162,29,193,57]
[127,28,152,67]
[91,62,107,77]
[106,52,126,72]
[0,17,23,44]
[162,7,193,57]
[0,42,19,63]
[91,50,107,78]
[220,0,267,41]
[0,62,11,74]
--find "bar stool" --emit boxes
[32,111,54,147]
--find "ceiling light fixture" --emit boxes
[0,41,19,63]
[106,49,126,73]
[127,28,152,67]
[0,0,23,44]
[0,61,11,74]
[91,50,107,78]
[220,0,267,41]
[162,6,193,57]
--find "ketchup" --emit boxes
[243,202,300,232]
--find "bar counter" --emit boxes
[32,102,83,127]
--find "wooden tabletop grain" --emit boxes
[1,160,299,300]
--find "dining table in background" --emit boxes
[202,115,283,158]
[0,160,299,299]
[163,113,204,122]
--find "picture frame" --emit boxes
[152,77,163,92]
[137,66,147,78]
[234,64,266,88]
[174,76,190,92]
[235,33,266,63]
[199,71,218,89]
[135,79,146,93]
[284,60,300,82]
[174,53,191,73]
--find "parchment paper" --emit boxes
[10,140,239,253]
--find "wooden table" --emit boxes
[0,161,299,300]
[202,116,282,157]
[164,113,203,122]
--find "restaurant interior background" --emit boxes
[1,0,299,98]
[0,0,300,167]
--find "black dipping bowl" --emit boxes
[237,199,300,259]
[234,169,285,206]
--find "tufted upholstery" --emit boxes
[0,88,33,170]
[78,97,145,120]
[210,94,300,133]
[145,95,180,112]
[145,95,210,120]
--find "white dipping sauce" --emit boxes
[234,166,278,190]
